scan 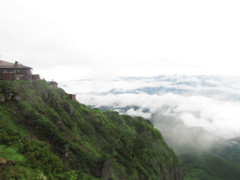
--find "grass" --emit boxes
[182,154,240,180]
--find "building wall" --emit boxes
[0,69,15,73]
[69,94,76,101]
[32,74,40,80]
[0,68,32,80]
[1,72,16,80]
[18,68,31,80]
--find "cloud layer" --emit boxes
[60,75,240,152]
[78,93,240,139]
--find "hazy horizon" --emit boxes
[1,0,240,81]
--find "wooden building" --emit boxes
[0,60,40,80]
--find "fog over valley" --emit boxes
[60,75,240,153]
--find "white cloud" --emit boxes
[60,75,240,152]
[125,108,151,119]
[76,92,240,139]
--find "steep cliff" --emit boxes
[0,80,182,180]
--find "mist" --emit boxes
[151,112,223,154]
[60,75,240,153]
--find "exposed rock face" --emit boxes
[0,94,5,103]
[5,92,13,101]
[102,159,113,180]
[64,103,74,115]
[13,96,21,102]
[102,159,127,180]
[0,81,19,102]
[0,157,7,165]
[169,166,183,180]
[63,144,70,157]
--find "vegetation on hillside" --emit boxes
[180,153,240,180]
[0,80,182,180]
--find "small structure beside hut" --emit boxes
[32,74,40,80]
[0,60,40,80]
[69,94,76,101]
[48,81,77,101]
[48,80,58,89]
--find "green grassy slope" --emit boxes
[0,80,182,180]
[180,153,240,180]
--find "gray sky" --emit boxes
[1,0,240,81]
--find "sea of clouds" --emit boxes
[60,75,240,153]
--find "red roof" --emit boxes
[0,60,31,69]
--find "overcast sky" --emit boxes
[1,0,240,81]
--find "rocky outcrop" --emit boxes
[64,102,74,115]
[102,159,113,180]
[0,94,5,103]
[102,159,127,180]
[0,81,21,103]
[0,157,7,165]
